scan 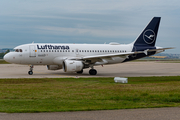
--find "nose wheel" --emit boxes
[28,71,33,75]
[28,65,34,75]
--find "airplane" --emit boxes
[4,17,173,75]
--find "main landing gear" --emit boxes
[77,67,97,75]
[89,66,97,75]
[28,65,33,75]
[89,69,97,75]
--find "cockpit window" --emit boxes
[15,49,23,52]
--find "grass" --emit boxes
[158,60,180,63]
[133,59,180,63]
[0,59,10,64]
[0,77,180,113]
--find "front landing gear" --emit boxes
[28,65,34,75]
[89,69,97,75]
[28,71,33,75]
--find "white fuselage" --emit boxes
[5,43,133,66]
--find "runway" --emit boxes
[0,61,180,78]
[1,61,180,120]
[1,107,180,120]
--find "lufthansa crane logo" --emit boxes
[143,29,156,44]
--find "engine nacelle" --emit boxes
[63,60,84,72]
[47,65,62,70]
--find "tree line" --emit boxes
[0,50,10,59]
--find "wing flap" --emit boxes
[83,52,135,60]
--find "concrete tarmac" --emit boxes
[0,61,180,120]
[0,61,180,78]
[1,107,180,120]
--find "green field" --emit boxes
[0,59,10,64]
[0,77,180,113]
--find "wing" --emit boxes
[67,47,174,64]
[68,51,144,64]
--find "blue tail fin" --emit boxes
[134,17,161,47]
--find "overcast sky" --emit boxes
[0,0,179,53]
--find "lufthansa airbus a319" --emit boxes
[4,17,173,75]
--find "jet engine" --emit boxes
[47,65,62,70]
[63,60,84,72]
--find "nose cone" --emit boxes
[4,53,12,63]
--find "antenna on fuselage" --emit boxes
[32,41,34,44]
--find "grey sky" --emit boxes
[0,0,179,53]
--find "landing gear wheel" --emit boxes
[28,71,33,75]
[28,65,34,75]
[89,69,97,75]
[77,69,83,74]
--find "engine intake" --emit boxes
[63,60,84,72]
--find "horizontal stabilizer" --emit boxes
[147,47,175,52]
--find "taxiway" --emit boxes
[0,61,180,78]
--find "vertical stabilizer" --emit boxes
[133,17,161,47]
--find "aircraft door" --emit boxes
[76,49,79,56]
[29,45,36,57]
